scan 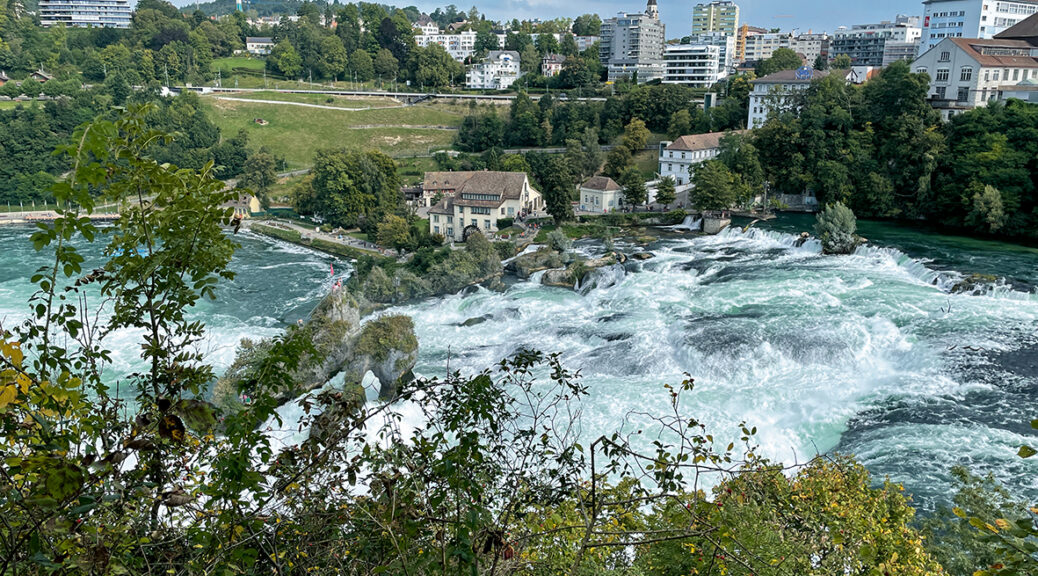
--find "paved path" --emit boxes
[258,219,395,258]
[215,96,407,112]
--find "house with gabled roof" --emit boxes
[427,171,543,241]
[658,130,747,185]
[579,176,624,213]
[912,25,1038,119]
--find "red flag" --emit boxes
[330,263,334,276]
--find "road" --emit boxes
[179,86,609,103]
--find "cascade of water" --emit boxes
[670,216,703,231]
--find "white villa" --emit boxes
[467,51,522,90]
[579,176,624,213]
[658,131,746,185]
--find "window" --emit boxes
[447,227,453,237]
[939,51,951,62]
[447,216,453,224]
[434,226,440,234]
[961,67,973,81]
[433,215,440,223]
[936,69,950,82]
[993,70,1001,81]
[483,219,491,230]
[936,86,947,99]
[1014,69,1020,81]
[957,87,970,102]
[984,70,990,81]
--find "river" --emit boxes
[0,216,1035,509]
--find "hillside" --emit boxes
[201,92,465,167]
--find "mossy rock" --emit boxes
[951,273,1000,294]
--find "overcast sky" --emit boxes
[403,0,925,36]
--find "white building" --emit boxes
[686,33,737,74]
[692,1,740,37]
[790,33,830,64]
[39,0,131,28]
[748,67,848,128]
[576,36,601,52]
[743,32,793,63]
[245,37,274,56]
[831,16,922,67]
[542,54,567,77]
[912,35,1038,118]
[414,14,440,36]
[663,44,723,87]
[600,0,666,83]
[579,176,625,213]
[658,131,746,185]
[921,0,1038,51]
[466,51,521,90]
[416,31,478,62]
[428,172,544,241]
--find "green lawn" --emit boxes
[203,97,463,168]
[223,90,402,109]
[396,157,440,185]
[212,56,267,72]
[634,149,660,180]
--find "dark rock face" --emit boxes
[630,252,655,260]
[507,248,563,279]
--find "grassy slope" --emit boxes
[223,90,402,109]
[203,97,463,168]
[212,56,267,72]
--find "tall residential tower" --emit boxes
[600,0,666,83]
[692,1,740,36]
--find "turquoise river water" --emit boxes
[0,216,1035,509]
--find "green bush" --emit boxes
[546,229,572,252]
[814,202,860,254]
[496,217,514,229]
[664,209,688,225]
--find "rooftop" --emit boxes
[246,37,273,43]
[581,176,622,191]
[751,68,834,84]
[665,130,747,152]
[947,38,1038,69]
[995,13,1038,42]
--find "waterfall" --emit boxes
[670,215,703,232]
[577,263,627,294]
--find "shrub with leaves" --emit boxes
[814,201,861,254]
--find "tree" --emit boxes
[377,213,412,250]
[373,48,398,81]
[572,14,602,36]
[690,160,738,211]
[520,43,540,75]
[668,109,693,139]
[832,53,852,69]
[967,183,1008,233]
[604,145,632,179]
[813,54,829,70]
[268,40,302,78]
[619,167,647,207]
[350,48,374,81]
[239,150,278,209]
[303,148,401,228]
[579,127,603,178]
[622,117,650,152]
[409,44,463,88]
[655,176,676,208]
[474,28,499,55]
[814,201,860,254]
[755,46,803,77]
[316,36,348,80]
[540,155,575,222]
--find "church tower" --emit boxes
[646,0,659,19]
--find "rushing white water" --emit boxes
[1,222,1036,508]
[382,226,1038,507]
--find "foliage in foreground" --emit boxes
[0,107,950,575]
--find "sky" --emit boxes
[401,0,926,36]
